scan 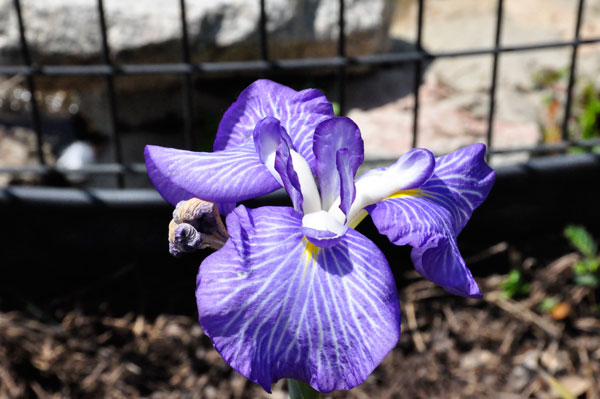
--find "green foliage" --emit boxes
[574,273,599,287]
[539,296,559,313]
[288,379,320,399]
[501,269,531,299]
[331,102,341,117]
[564,224,600,287]
[535,70,600,147]
[578,83,600,140]
[532,68,567,90]
[564,225,598,259]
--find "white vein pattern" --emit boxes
[367,143,495,297]
[145,142,280,204]
[196,206,400,393]
[213,80,334,169]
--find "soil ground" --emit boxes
[1,236,599,399]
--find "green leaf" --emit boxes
[539,297,559,313]
[591,257,600,272]
[331,102,341,117]
[288,379,320,399]
[574,262,588,275]
[564,225,597,258]
[500,269,530,299]
[574,273,599,287]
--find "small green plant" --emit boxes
[578,83,600,140]
[535,69,600,150]
[500,269,531,299]
[564,225,600,287]
[331,101,341,116]
[538,296,559,313]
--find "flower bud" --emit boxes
[168,198,229,256]
[173,198,215,227]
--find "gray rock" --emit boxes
[0,0,395,65]
[0,0,395,138]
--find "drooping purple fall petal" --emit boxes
[367,143,495,297]
[145,144,280,205]
[196,205,401,393]
[214,80,334,168]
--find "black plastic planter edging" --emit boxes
[1,153,599,316]
[1,152,598,221]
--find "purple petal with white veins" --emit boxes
[412,236,482,297]
[425,143,496,233]
[313,117,364,210]
[196,205,401,393]
[367,143,495,297]
[215,80,334,168]
[145,143,280,205]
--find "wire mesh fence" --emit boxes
[1,0,600,188]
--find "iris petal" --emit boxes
[144,143,280,205]
[302,210,348,248]
[367,143,495,297]
[196,206,401,393]
[253,116,293,185]
[274,140,304,213]
[335,148,357,221]
[313,117,364,211]
[274,139,322,215]
[215,80,334,168]
[348,148,434,223]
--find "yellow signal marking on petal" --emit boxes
[385,188,434,200]
[301,237,320,279]
[348,209,369,229]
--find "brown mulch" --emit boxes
[1,245,599,399]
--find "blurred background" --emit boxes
[1,0,599,398]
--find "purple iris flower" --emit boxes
[145,80,495,393]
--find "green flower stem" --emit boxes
[287,379,320,399]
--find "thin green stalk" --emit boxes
[287,379,320,399]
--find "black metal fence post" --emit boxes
[411,0,425,149]
[179,0,196,150]
[486,0,504,161]
[337,0,347,116]
[97,0,124,187]
[12,0,45,166]
[259,0,270,63]
[561,0,586,141]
